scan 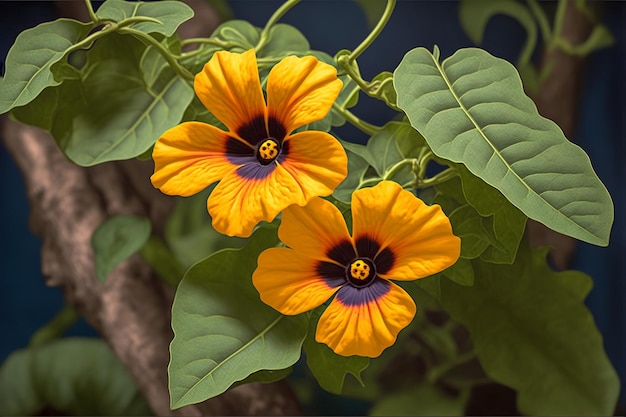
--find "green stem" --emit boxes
[526,0,553,45]
[255,0,301,52]
[119,27,195,81]
[117,16,164,27]
[332,103,381,136]
[383,158,416,181]
[552,0,569,42]
[180,37,236,50]
[426,351,476,384]
[348,0,396,62]
[29,305,80,347]
[84,0,99,24]
[418,167,457,188]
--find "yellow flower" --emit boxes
[151,49,347,237]
[252,181,461,357]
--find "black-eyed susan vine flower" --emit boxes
[252,181,461,357]
[151,49,347,237]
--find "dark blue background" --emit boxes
[1,0,624,412]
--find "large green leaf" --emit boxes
[169,227,308,409]
[435,243,620,415]
[12,32,193,166]
[92,215,151,283]
[0,19,92,114]
[394,47,613,246]
[0,338,150,416]
[96,0,194,37]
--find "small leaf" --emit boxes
[96,0,194,37]
[0,19,93,114]
[303,309,369,395]
[92,215,151,283]
[371,71,397,107]
[439,243,620,415]
[0,338,150,416]
[169,227,308,409]
[394,47,613,246]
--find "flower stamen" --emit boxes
[346,258,376,288]
[257,138,280,164]
[350,260,370,280]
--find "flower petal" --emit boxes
[281,131,348,201]
[252,248,343,315]
[151,122,237,196]
[316,280,416,357]
[278,196,353,263]
[207,162,306,237]
[352,181,461,280]
[266,55,342,133]
[194,49,266,137]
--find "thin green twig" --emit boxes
[332,103,381,136]
[84,0,99,23]
[348,0,397,62]
[119,27,195,81]
[255,0,301,52]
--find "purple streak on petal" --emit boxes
[235,162,276,180]
[277,138,290,163]
[335,278,391,307]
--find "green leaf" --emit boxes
[12,32,194,166]
[303,309,369,395]
[366,122,424,183]
[332,146,373,203]
[233,367,293,387]
[394,47,613,246]
[0,19,93,114]
[441,257,474,286]
[169,227,308,409]
[371,70,398,108]
[91,215,151,283]
[257,23,310,58]
[370,384,469,416]
[446,166,527,264]
[96,0,194,37]
[212,19,260,51]
[438,243,620,415]
[0,338,151,416]
[165,192,246,268]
